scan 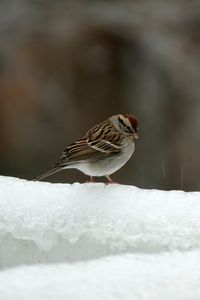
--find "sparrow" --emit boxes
[31,114,139,183]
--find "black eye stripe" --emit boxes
[118,117,126,127]
[118,117,132,132]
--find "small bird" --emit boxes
[31,114,139,183]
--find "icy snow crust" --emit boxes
[0,251,200,300]
[0,176,200,268]
[0,176,200,300]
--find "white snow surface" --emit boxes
[0,175,200,299]
[0,176,200,265]
[0,251,200,300]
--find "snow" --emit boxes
[0,175,200,299]
[0,252,200,300]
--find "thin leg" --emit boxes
[105,175,116,184]
[90,176,95,182]
[86,176,95,183]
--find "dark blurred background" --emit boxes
[0,0,200,191]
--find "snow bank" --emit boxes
[0,176,200,300]
[0,251,200,300]
[0,176,200,268]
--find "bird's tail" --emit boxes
[29,165,62,181]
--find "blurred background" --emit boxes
[0,0,200,191]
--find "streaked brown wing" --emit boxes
[88,139,121,154]
[55,119,122,167]
[56,138,106,166]
[86,120,123,154]
[87,121,123,155]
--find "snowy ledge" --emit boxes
[0,176,200,268]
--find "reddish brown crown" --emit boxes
[124,114,139,132]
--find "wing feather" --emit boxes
[56,120,123,166]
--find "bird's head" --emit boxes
[109,114,139,140]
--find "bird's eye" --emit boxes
[126,126,133,133]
